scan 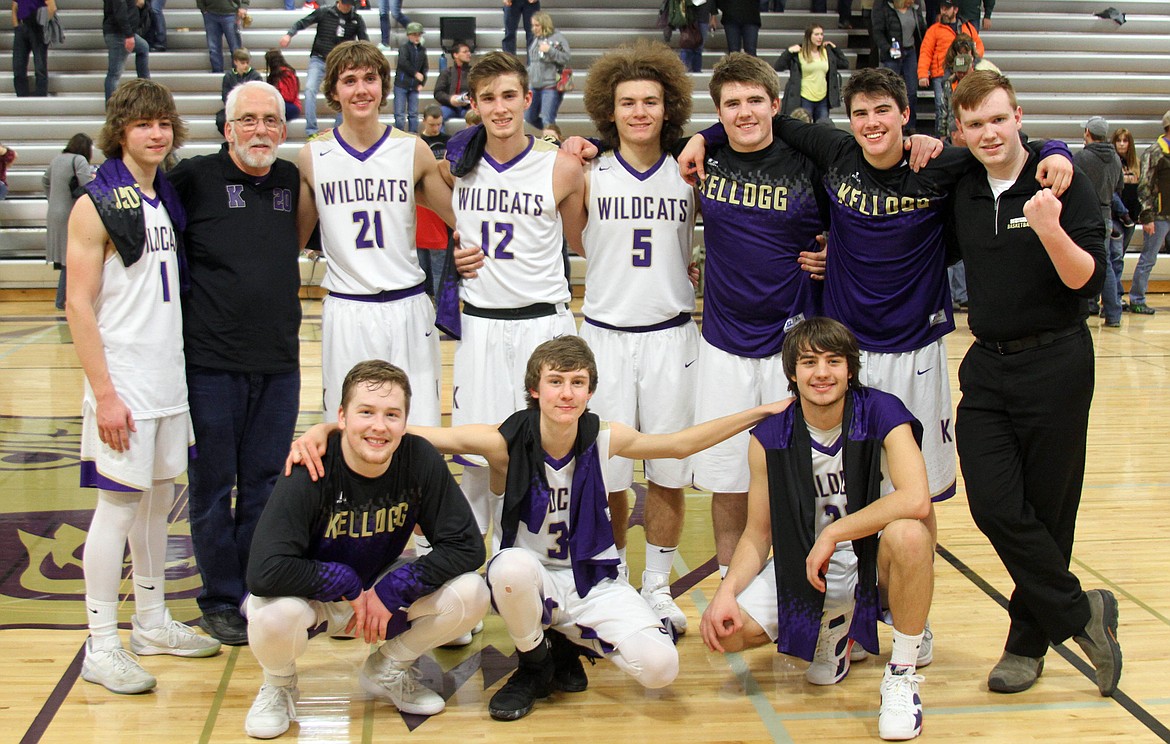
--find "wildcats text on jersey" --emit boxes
[701,174,789,211]
[456,186,545,217]
[594,195,690,223]
[143,224,177,253]
[318,177,410,206]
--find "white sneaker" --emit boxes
[441,619,485,648]
[359,652,445,716]
[850,644,870,662]
[81,638,157,694]
[916,621,933,667]
[806,611,854,685]
[130,610,221,657]
[878,665,925,741]
[245,682,299,739]
[641,572,687,635]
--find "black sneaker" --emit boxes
[1130,302,1156,315]
[489,642,554,721]
[547,629,589,693]
[200,609,249,646]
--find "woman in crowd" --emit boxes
[775,23,849,122]
[265,49,302,122]
[525,12,571,131]
[41,133,95,311]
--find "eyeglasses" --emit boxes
[231,115,282,131]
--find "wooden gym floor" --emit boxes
[2,292,1169,743]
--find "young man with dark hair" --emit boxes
[433,40,473,123]
[67,78,221,695]
[245,360,488,739]
[949,70,1119,698]
[296,40,456,427]
[685,52,828,580]
[700,317,934,741]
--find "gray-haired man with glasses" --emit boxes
[168,80,304,646]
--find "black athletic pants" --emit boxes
[956,325,1094,658]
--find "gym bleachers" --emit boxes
[1,0,1168,277]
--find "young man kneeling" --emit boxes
[244,361,488,739]
[699,318,934,741]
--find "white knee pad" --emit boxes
[615,628,679,689]
[486,547,543,593]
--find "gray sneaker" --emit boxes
[359,652,445,715]
[987,651,1044,693]
[81,638,157,694]
[245,681,299,739]
[131,610,222,657]
[1074,588,1122,696]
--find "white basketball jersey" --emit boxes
[453,136,570,308]
[810,422,850,539]
[311,128,425,294]
[581,151,696,326]
[84,195,187,418]
[514,425,615,569]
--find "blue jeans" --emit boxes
[149,0,167,48]
[202,11,241,73]
[524,87,562,130]
[417,246,448,297]
[502,0,540,56]
[948,261,967,304]
[441,104,469,122]
[1131,219,1170,306]
[13,17,49,96]
[379,0,410,44]
[1102,221,1129,322]
[55,266,67,309]
[812,0,852,22]
[103,32,150,101]
[186,366,300,614]
[801,97,831,123]
[882,44,919,128]
[394,86,420,131]
[304,54,326,134]
[723,23,760,56]
[678,22,709,72]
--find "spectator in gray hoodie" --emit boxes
[1073,116,1124,325]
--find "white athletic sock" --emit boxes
[718,565,729,579]
[644,543,677,583]
[890,628,923,670]
[132,573,167,628]
[86,596,121,650]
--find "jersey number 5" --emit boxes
[632,228,652,267]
